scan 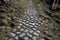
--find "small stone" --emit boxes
[19,20,22,22]
[20,28,24,31]
[42,21,45,23]
[33,28,36,30]
[36,30,40,33]
[2,20,8,26]
[10,33,16,37]
[35,23,38,25]
[41,23,44,25]
[19,33,26,37]
[30,16,33,18]
[23,26,26,28]
[24,37,29,40]
[24,29,29,32]
[29,30,33,33]
[24,12,26,13]
[22,22,25,24]
[40,38,45,40]
[29,22,32,25]
[39,21,41,23]
[22,22,25,23]
[26,21,29,23]
[35,26,37,28]
[32,23,35,25]
[30,25,33,27]
[39,18,42,20]
[16,32,20,34]
[33,32,38,36]
[19,24,22,26]
[32,36,37,40]
[13,29,16,32]
[17,26,21,28]
[27,33,32,37]
[15,36,18,40]
[23,20,26,21]
[26,24,29,26]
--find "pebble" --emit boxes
[16,32,21,34]
[29,22,32,25]
[19,33,26,37]
[24,29,29,33]
[39,18,42,20]
[22,22,25,24]
[30,25,33,27]
[20,28,24,31]
[13,29,16,32]
[27,33,32,37]
[15,36,18,40]
[34,26,37,28]
[35,23,38,25]
[23,26,26,28]
[41,23,44,25]
[24,37,29,40]
[32,23,35,25]
[19,20,22,22]
[19,23,22,26]
[23,20,26,21]
[30,16,34,18]
[36,30,40,33]
[40,38,45,40]
[33,32,38,36]
[17,26,21,28]
[33,28,36,30]
[29,30,33,33]
[26,21,29,23]
[42,21,45,23]
[32,36,37,40]
[23,22,26,24]
[10,33,16,37]
[26,24,29,26]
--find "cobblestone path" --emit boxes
[10,0,47,40]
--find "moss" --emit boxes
[19,37,24,40]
